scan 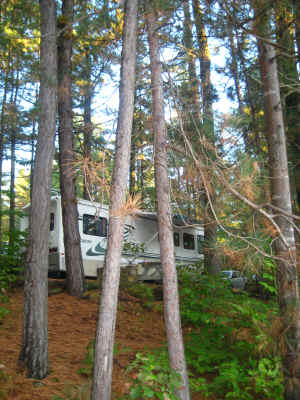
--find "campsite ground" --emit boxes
[0,279,206,400]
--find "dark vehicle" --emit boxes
[222,270,247,290]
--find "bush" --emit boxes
[178,272,282,399]
[126,351,181,400]
[0,230,26,323]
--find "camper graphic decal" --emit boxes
[124,224,134,240]
[86,224,134,257]
[86,238,107,256]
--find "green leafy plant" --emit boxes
[126,283,156,310]
[123,241,145,255]
[247,357,283,399]
[178,272,282,399]
[126,351,181,400]
[78,340,94,377]
[0,229,26,323]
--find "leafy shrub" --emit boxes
[78,340,95,377]
[126,351,181,400]
[0,229,26,323]
[126,283,156,309]
[247,357,283,399]
[0,229,26,289]
[179,272,282,399]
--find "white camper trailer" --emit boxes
[20,195,204,280]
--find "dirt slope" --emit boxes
[0,280,167,399]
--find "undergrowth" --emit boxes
[179,272,283,399]
[0,231,25,324]
[53,271,283,400]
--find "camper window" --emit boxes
[173,232,180,247]
[83,214,108,237]
[183,233,195,250]
[197,235,204,254]
[50,213,55,231]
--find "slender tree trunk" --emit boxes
[292,0,300,64]
[0,68,9,244]
[183,0,201,123]
[192,0,221,274]
[129,117,137,196]
[29,116,37,198]
[91,1,137,398]
[8,79,19,247]
[146,10,190,400]
[274,0,300,211]
[82,57,93,200]
[9,103,17,246]
[58,0,85,297]
[80,0,93,200]
[19,0,57,379]
[254,4,300,398]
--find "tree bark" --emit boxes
[8,79,19,248]
[292,0,300,63]
[58,0,86,297]
[254,3,300,398]
[146,10,190,400]
[274,0,300,212]
[183,0,201,123]
[9,101,16,246]
[82,53,93,200]
[192,0,221,274]
[0,68,9,244]
[91,1,137,398]
[129,117,137,196]
[19,0,57,379]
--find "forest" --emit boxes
[0,0,300,399]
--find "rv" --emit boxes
[20,195,204,280]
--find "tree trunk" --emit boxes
[274,0,300,212]
[146,10,190,400]
[9,102,16,247]
[129,117,137,196]
[254,4,300,398]
[183,0,201,123]
[58,0,85,297]
[82,54,93,200]
[0,68,9,244]
[19,0,57,379]
[192,0,221,274]
[8,80,19,248]
[91,1,137,398]
[292,0,300,63]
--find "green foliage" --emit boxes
[126,283,156,310]
[123,241,145,256]
[126,351,181,400]
[179,272,235,326]
[258,259,277,296]
[178,272,282,399]
[0,229,26,324]
[248,357,283,399]
[78,340,94,377]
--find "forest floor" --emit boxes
[0,279,206,400]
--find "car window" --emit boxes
[222,271,231,278]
